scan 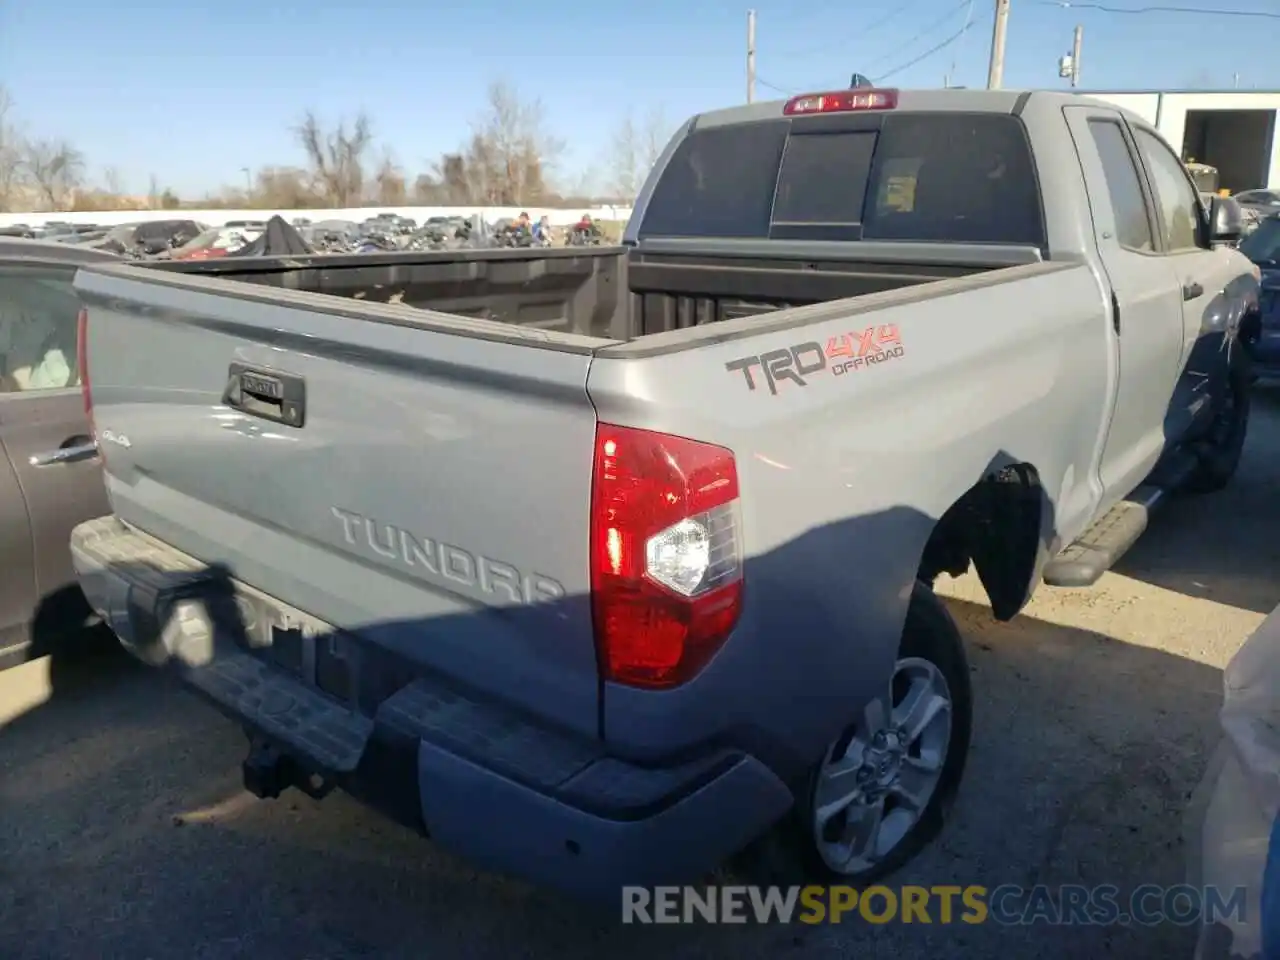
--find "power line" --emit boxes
[863,0,976,72]
[759,0,974,95]
[1038,0,1280,17]
[771,0,928,58]
[875,19,977,81]
[759,0,973,97]
[948,0,979,84]
[755,76,796,96]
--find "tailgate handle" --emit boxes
[224,363,306,427]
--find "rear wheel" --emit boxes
[743,580,972,884]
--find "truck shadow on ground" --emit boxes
[1113,382,1280,615]
[0,587,1225,956]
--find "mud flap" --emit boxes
[971,465,1043,620]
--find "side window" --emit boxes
[1133,129,1202,252]
[1086,120,1155,252]
[0,267,81,394]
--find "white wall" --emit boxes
[1086,91,1280,189]
[1159,93,1280,189]
[0,205,635,230]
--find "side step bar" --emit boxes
[1041,484,1166,588]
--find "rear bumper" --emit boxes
[70,516,793,901]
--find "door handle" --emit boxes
[1182,281,1204,301]
[28,441,99,467]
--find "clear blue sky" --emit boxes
[2,0,1277,197]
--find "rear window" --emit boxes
[638,112,1046,247]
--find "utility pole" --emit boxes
[747,9,757,104]
[1070,24,1083,87]
[987,0,1010,89]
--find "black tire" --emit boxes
[735,580,972,885]
[1186,360,1251,494]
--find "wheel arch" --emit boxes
[917,460,1052,621]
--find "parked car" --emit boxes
[48,223,103,244]
[0,239,113,669]
[1233,188,1280,217]
[298,220,361,253]
[169,226,262,262]
[95,219,203,257]
[33,222,76,241]
[68,88,1255,900]
[1239,212,1280,380]
[1232,189,1280,237]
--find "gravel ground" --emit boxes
[3,389,1280,960]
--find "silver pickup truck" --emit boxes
[69,89,1259,899]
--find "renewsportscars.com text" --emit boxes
[621,884,1247,926]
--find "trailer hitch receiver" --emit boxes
[242,736,335,800]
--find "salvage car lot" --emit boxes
[2,391,1279,960]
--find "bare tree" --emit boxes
[23,139,85,211]
[255,166,317,208]
[463,80,564,205]
[0,86,25,211]
[372,152,406,205]
[102,166,124,196]
[606,113,642,202]
[562,166,602,206]
[639,106,670,172]
[411,83,561,207]
[295,111,373,207]
[605,106,670,203]
[413,150,478,205]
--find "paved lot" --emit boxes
[4,390,1280,960]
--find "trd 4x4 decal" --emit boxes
[725,324,904,395]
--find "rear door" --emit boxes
[1130,124,1240,433]
[1064,106,1186,502]
[0,428,33,662]
[0,257,108,648]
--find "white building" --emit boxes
[1084,89,1280,191]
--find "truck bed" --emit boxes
[73,243,1075,747]
[148,242,1042,341]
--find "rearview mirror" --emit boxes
[1208,196,1244,245]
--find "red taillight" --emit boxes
[76,307,93,427]
[590,424,744,689]
[783,88,899,115]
